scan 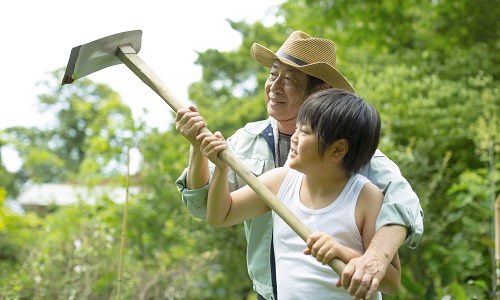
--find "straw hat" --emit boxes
[250,31,355,93]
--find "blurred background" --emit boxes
[0,0,498,299]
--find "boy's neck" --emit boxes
[300,170,351,210]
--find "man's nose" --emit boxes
[270,74,284,91]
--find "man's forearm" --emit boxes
[362,224,406,295]
[368,224,407,263]
[340,223,407,298]
[186,145,210,190]
[369,224,406,293]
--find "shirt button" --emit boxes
[268,132,273,136]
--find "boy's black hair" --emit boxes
[297,88,381,174]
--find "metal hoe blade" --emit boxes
[61,30,142,85]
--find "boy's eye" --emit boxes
[300,126,310,134]
[295,124,309,134]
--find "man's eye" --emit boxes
[285,76,299,85]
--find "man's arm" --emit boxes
[345,150,424,299]
[363,150,424,248]
[175,106,210,189]
[174,106,211,219]
[341,225,406,299]
[175,165,212,220]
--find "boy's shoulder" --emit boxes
[357,175,384,208]
[260,166,293,194]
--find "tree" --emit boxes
[4,69,142,185]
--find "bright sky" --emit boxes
[0,0,283,171]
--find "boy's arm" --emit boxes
[305,233,362,265]
[176,118,243,220]
[201,132,273,227]
[197,131,233,226]
[185,144,210,190]
[345,182,401,299]
[206,164,232,226]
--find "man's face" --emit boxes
[265,61,309,129]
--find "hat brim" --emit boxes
[250,43,355,93]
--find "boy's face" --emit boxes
[287,122,322,172]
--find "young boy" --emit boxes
[197,88,401,299]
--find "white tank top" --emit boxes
[273,169,382,300]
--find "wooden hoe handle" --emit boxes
[116,45,346,275]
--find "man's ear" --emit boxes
[328,139,348,161]
[319,82,331,91]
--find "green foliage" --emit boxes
[1,0,499,298]
[4,69,141,184]
[0,141,18,198]
[0,191,42,299]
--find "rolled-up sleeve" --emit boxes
[174,131,245,220]
[175,168,209,219]
[364,151,424,249]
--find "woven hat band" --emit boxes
[277,52,308,66]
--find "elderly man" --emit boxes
[175,31,423,300]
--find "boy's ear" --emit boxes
[328,139,348,160]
